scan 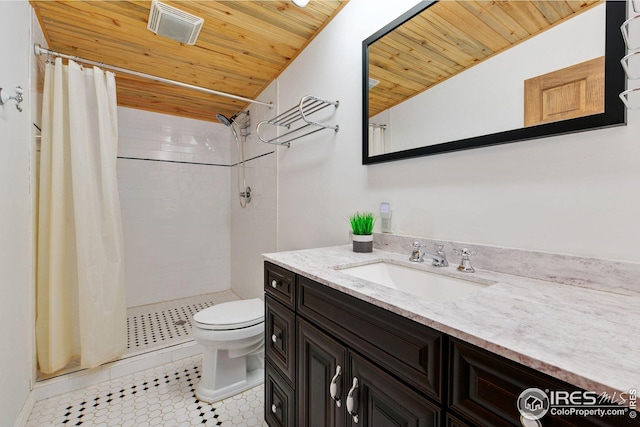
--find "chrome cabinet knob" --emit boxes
[271,333,280,343]
[271,279,278,288]
[271,403,278,414]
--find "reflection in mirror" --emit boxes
[362,0,626,164]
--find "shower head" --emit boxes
[216,113,238,127]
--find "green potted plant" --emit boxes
[349,211,375,253]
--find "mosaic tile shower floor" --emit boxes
[125,291,239,356]
[28,355,268,427]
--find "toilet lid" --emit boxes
[193,298,264,330]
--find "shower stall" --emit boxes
[37,98,277,383]
[32,44,278,385]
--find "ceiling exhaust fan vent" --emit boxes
[147,0,204,45]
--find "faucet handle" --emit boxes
[435,244,445,254]
[453,247,476,256]
[409,241,424,262]
[453,248,476,273]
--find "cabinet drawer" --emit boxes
[297,275,444,402]
[265,296,296,386]
[265,262,295,309]
[450,339,636,427]
[265,361,295,427]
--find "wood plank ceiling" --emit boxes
[31,0,347,123]
[368,0,602,118]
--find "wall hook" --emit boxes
[0,86,24,112]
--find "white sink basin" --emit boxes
[337,261,487,302]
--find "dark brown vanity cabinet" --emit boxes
[265,262,635,427]
[265,262,443,427]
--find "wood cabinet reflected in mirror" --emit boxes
[362,0,626,165]
[524,57,605,127]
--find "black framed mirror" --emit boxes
[362,0,626,165]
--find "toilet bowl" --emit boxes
[191,298,265,403]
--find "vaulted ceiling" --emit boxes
[31,0,347,123]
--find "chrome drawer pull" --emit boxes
[271,279,279,288]
[271,333,280,343]
[329,365,342,407]
[346,377,359,423]
[271,403,278,414]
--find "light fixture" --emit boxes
[292,0,310,8]
[147,0,204,45]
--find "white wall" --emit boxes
[0,1,35,424]
[275,0,640,264]
[117,108,233,307]
[230,83,277,300]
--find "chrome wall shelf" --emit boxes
[257,95,339,147]
[620,2,640,109]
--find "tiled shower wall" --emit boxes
[117,107,233,307]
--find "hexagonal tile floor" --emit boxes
[27,355,267,427]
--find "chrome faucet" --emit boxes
[409,242,449,267]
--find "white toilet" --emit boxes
[191,298,265,403]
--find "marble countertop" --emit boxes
[263,245,640,398]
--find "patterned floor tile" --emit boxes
[28,356,268,427]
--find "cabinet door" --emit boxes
[346,352,441,427]
[265,361,295,427]
[265,296,296,385]
[450,339,638,427]
[297,318,348,427]
[446,413,472,427]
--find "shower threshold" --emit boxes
[37,290,240,382]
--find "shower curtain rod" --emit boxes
[33,44,273,109]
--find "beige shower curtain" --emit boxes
[36,57,126,374]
